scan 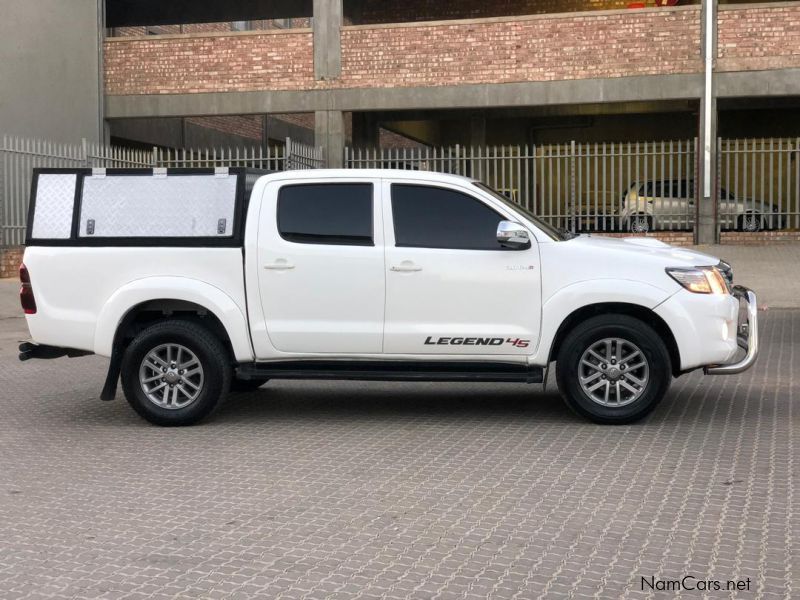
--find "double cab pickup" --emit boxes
[19,167,757,425]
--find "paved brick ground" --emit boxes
[0,309,797,599]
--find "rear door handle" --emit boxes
[263,259,295,270]
[391,261,422,272]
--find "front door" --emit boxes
[255,179,385,355]
[382,180,541,356]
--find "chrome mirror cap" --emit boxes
[496,220,531,249]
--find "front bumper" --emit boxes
[704,285,758,375]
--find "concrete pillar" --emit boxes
[313,0,342,81]
[315,110,345,167]
[697,0,718,244]
[352,112,380,149]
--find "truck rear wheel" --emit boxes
[555,314,671,424]
[120,319,232,426]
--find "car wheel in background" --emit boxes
[628,214,652,233]
[120,319,232,426]
[738,212,762,232]
[556,314,672,424]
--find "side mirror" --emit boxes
[496,220,531,250]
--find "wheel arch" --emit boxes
[94,276,253,362]
[547,302,681,377]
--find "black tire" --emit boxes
[627,214,652,233]
[230,377,270,392]
[737,212,762,232]
[555,314,672,424]
[120,319,232,426]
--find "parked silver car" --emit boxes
[620,180,783,232]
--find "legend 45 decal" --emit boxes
[424,336,530,348]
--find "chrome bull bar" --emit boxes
[704,285,758,375]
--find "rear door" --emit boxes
[381,179,541,356]
[253,178,385,355]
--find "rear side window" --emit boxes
[277,183,373,246]
[391,184,505,250]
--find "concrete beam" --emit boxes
[716,68,800,98]
[106,73,704,119]
[313,0,342,80]
[315,110,345,167]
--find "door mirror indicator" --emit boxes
[496,221,531,250]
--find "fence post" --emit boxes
[0,135,5,247]
[81,138,90,168]
[569,141,577,234]
[151,146,159,168]
[285,137,292,170]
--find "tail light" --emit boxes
[19,263,36,314]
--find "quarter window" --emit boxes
[277,183,373,246]
[391,184,506,250]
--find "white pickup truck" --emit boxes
[19,167,757,426]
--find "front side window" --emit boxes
[277,183,373,246]
[391,184,506,250]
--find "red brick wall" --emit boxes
[0,247,24,279]
[717,3,800,72]
[104,30,313,95]
[185,115,264,140]
[104,8,700,96]
[339,8,701,88]
[720,230,800,245]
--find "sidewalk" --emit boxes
[696,243,800,308]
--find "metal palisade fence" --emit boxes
[0,135,322,246]
[717,138,800,232]
[346,140,699,233]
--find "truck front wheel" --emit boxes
[555,314,672,424]
[120,320,232,426]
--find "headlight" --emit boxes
[666,266,729,294]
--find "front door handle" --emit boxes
[390,261,422,272]
[264,259,295,270]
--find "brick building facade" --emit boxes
[14,0,800,248]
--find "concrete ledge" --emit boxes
[105,73,704,118]
[716,68,800,98]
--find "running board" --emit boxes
[237,360,543,384]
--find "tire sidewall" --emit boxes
[557,316,671,424]
[121,321,230,426]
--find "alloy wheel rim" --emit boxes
[742,214,760,232]
[578,337,649,407]
[630,216,649,233]
[139,343,204,409]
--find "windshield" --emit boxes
[472,182,568,241]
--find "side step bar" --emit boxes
[237,360,544,384]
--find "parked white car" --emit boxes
[19,168,757,426]
[621,179,783,232]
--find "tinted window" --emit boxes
[278,183,373,245]
[391,184,506,250]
